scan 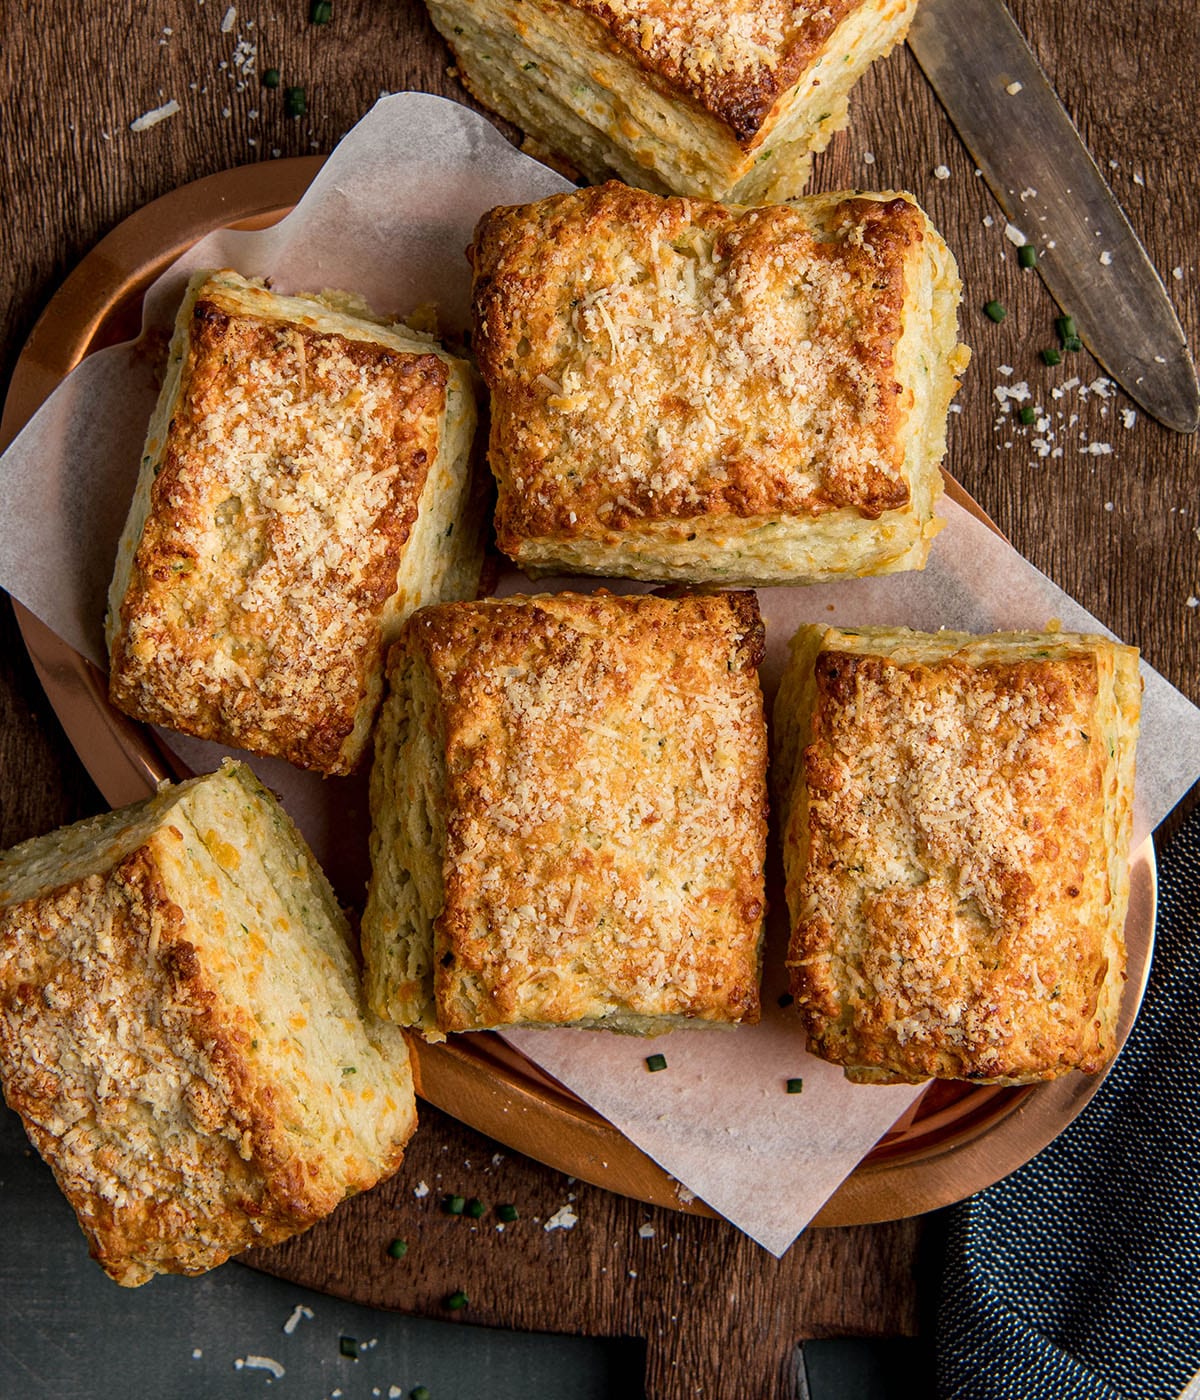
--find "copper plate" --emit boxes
[0,159,1156,1230]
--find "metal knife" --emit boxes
[907,0,1200,433]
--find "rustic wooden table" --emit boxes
[2,4,1197,1397]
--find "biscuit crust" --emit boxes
[774,626,1141,1085]
[108,271,481,775]
[471,184,967,585]
[569,0,873,144]
[0,762,416,1285]
[362,591,768,1035]
[425,0,917,201]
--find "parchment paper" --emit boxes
[2,94,1198,1255]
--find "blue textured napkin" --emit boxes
[938,801,1200,1400]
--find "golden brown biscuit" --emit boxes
[362,591,768,1037]
[0,760,417,1286]
[424,0,918,201]
[107,269,484,776]
[471,184,969,586]
[774,625,1141,1085]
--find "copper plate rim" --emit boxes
[0,157,1157,1232]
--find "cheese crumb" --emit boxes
[638,1223,657,1239]
[283,1304,314,1335]
[1100,250,1113,266]
[414,1179,430,1198]
[1004,223,1027,247]
[1173,267,1184,281]
[544,1204,579,1231]
[130,99,180,132]
[221,5,237,32]
[235,1356,286,1379]
[1121,408,1137,429]
[1006,81,1023,95]
[933,165,950,180]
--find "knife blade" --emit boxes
[907,0,1199,433]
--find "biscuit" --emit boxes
[424,0,918,201]
[0,760,417,1285]
[774,625,1141,1085]
[471,183,968,586]
[107,270,484,776]
[362,591,768,1036]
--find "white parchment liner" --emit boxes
[2,95,1198,1255]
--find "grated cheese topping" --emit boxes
[473,184,956,547]
[395,592,768,1033]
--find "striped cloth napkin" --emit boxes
[938,801,1200,1400]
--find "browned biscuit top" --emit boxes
[471,183,926,549]
[109,290,448,774]
[567,0,866,143]
[403,591,768,1031]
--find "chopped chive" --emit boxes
[339,1336,358,1359]
[1041,347,1062,366]
[1056,314,1077,343]
[786,1078,804,1094]
[1018,245,1038,269]
[497,1203,519,1222]
[777,992,794,1009]
[445,1289,469,1311]
[342,1065,356,1075]
[465,1197,485,1219]
[645,1053,668,1072]
[443,1194,466,1216]
[261,68,281,89]
[984,300,1007,323]
[310,0,333,22]
[411,1390,431,1400]
[284,85,307,118]
[387,1237,408,1259]
[1064,335,1083,353]
[1018,405,1036,425]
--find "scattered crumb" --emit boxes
[221,5,237,32]
[933,164,950,180]
[1105,502,1115,512]
[235,1356,286,1379]
[1100,250,1113,266]
[675,1186,696,1205]
[1173,267,1184,281]
[413,1180,430,1198]
[130,99,180,132]
[192,1349,203,1360]
[1133,172,1145,186]
[1006,80,1023,95]
[628,1270,638,1279]
[1122,408,1137,429]
[998,364,1014,377]
[390,1389,404,1399]
[982,215,995,228]
[638,1223,656,1239]
[283,1304,314,1335]
[1187,596,1199,609]
[544,1204,579,1232]
[1082,442,1114,456]
[863,150,875,165]
[1004,223,1027,247]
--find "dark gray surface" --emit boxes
[0,1105,645,1400]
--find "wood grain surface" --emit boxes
[2,4,1197,1398]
